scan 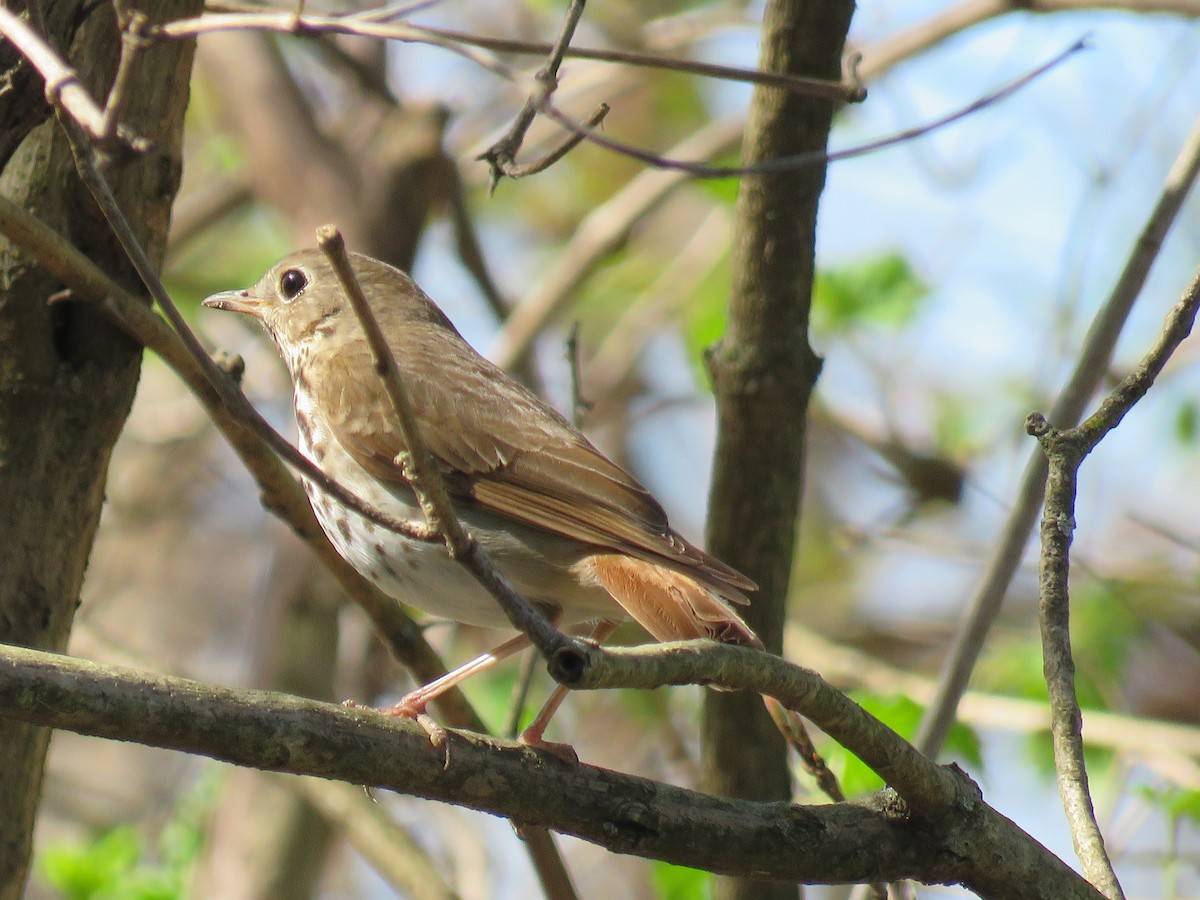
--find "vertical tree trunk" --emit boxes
[0,3,201,895]
[702,2,855,898]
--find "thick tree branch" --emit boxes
[701,4,854,899]
[0,643,1103,899]
[555,640,959,813]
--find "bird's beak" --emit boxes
[202,289,261,317]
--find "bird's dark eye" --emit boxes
[279,268,308,300]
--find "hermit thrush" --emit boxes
[204,250,759,741]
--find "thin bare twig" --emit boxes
[1076,267,1200,448]
[1029,413,1125,898]
[160,8,859,102]
[914,115,1200,756]
[492,102,610,184]
[99,12,150,144]
[427,23,864,100]
[315,227,571,659]
[489,43,1076,367]
[1028,413,1126,900]
[0,6,145,152]
[565,321,592,426]
[478,0,588,190]
[532,39,1083,179]
[490,115,745,370]
[153,11,1070,181]
[315,228,466,546]
[1025,268,1200,898]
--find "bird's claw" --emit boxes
[518,733,579,765]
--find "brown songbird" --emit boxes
[203,250,758,746]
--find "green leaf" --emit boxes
[462,663,525,734]
[39,827,141,899]
[1139,785,1200,824]
[813,253,927,334]
[694,163,743,204]
[1175,400,1199,445]
[652,860,712,900]
[36,772,219,900]
[823,693,981,797]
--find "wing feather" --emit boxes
[312,284,756,601]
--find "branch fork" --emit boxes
[1025,267,1200,900]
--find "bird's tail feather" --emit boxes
[576,553,762,650]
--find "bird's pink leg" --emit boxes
[518,620,620,762]
[387,631,533,720]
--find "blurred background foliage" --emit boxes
[28,0,1200,898]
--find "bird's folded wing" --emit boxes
[318,335,756,600]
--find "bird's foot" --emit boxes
[384,697,449,749]
[518,729,579,765]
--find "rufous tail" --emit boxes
[576,553,762,649]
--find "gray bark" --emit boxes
[703,3,855,898]
[0,2,201,895]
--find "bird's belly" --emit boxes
[297,434,619,629]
